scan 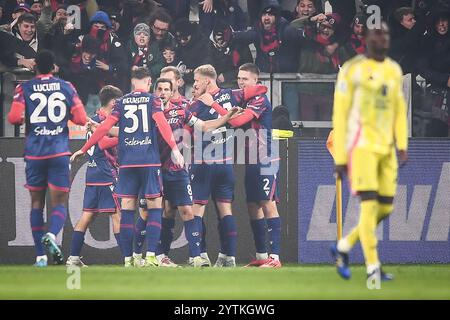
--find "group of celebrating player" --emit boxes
[8,21,409,284]
[8,50,282,269]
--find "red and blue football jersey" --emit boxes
[158,102,198,175]
[13,74,84,159]
[111,90,163,167]
[85,112,119,186]
[187,88,247,163]
[242,94,277,163]
[170,96,190,109]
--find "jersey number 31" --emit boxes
[124,104,149,133]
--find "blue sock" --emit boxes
[146,208,162,253]
[194,216,207,254]
[30,208,45,256]
[133,216,147,254]
[221,215,237,257]
[218,218,227,254]
[184,218,201,258]
[120,210,135,257]
[267,217,281,256]
[114,233,123,256]
[49,204,67,236]
[250,218,267,254]
[70,231,85,256]
[158,217,175,256]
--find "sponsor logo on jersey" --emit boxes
[87,159,97,168]
[34,125,64,136]
[167,117,179,124]
[124,136,152,146]
[211,134,233,145]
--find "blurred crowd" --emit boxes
[0,0,449,136]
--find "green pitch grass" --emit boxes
[1,265,449,299]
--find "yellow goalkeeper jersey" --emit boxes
[332,54,408,165]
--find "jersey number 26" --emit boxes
[30,92,67,124]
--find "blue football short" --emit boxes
[25,156,70,192]
[190,163,235,205]
[162,170,193,207]
[245,162,279,203]
[83,185,117,213]
[115,166,163,199]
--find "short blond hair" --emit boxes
[161,66,182,80]
[194,64,217,80]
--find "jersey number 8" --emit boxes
[30,92,67,124]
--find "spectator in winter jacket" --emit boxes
[417,9,450,136]
[149,8,177,51]
[74,10,128,90]
[0,2,31,31]
[119,0,158,44]
[343,13,368,58]
[232,0,305,73]
[173,18,211,85]
[10,13,41,70]
[63,34,105,114]
[198,0,247,35]
[107,10,127,43]
[129,22,165,80]
[29,0,43,17]
[161,42,180,68]
[389,7,427,74]
[41,4,78,70]
[284,0,322,22]
[209,19,252,88]
[149,8,171,41]
[298,13,351,74]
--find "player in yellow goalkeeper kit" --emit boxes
[330,22,408,281]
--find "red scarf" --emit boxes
[260,25,280,53]
[89,26,112,59]
[350,34,366,54]
[133,46,149,67]
[314,34,341,70]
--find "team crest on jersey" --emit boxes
[169,109,178,117]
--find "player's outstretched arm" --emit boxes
[197,93,255,128]
[153,111,185,167]
[70,149,85,163]
[89,118,119,137]
[98,136,119,150]
[72,116,118,161]
[231,85,268,106]
[195,107,241,132]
